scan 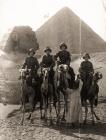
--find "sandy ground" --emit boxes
[0,51,106,140]
[0,98,106,140]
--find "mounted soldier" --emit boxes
[22,48,39,86]
[40,47,58,121]
[54,42,75,89]
[79,53,102,124]
[79,53,94,88]
[40,47,55,86]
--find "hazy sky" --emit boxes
[0,0,106,40]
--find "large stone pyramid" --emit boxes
[36,7,106,54]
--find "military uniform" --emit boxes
[40,55,55,68]
[22,56,39,87]
[79,53,94,88]
[55,50,71,65]
[55,50,75,89]
[40,54,55,83]
[22,56,39,70]
[79,61,94,82]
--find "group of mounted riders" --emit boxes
[19,42,102,126]
[22,42,93,93]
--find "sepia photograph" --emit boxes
[0,0,106,139]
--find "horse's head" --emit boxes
[56,64,69,89]
[58,64,68,73]
[93,72,103,82]
[19,68,31,80]
[42,67,50,80]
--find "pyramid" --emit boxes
[36,7,106,54]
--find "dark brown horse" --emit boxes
[80,72,102,124]
[19,68,43,125]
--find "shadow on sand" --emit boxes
[4,95,106,139]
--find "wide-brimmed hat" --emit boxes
[60,42,67,49]
[28,48,35,55]
[83,53,90,59]
[44,47,52,52]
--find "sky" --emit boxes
[0,0,106,41]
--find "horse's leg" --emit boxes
[45,100,48,122]
[83,102,88,125]
[53,90,58,118]
[20,96,23,112]
[27,113,31,120]
[90,103,95,125]
[93,96,100,121]
[57,91,61,124]
[29,90,36,124]
[40,96,43,119]
[26,96,32,120]
[53,100,58,118]
[21,106,25,125]
[93,111,100,120]
[21,98,25,125]
[62,95,66,121]
[43,94,47,122]
[49,94,53,125]
[62,91,68,121]
[62,95,65,121]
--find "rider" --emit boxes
[22,48,39,86]
[54,42,75,89]
[79,53,94,86]
[40,46,55,85]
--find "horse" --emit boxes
[80,71,102,125]
[19,68,43,125]
[41,67,57,125]
[54,64,72,123]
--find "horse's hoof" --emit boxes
[27,116,31,120]
[83,120,87,125]
[79,123,82,128]
[44,118,47,123]
[56,120,60,126]
[30,119,34,124]
[40,116,44,120]
[71,123,75,128]
[61,118,66,122]
[49,120,53,126]
[96,116,100,121]
[41,115,46,120]
[92,121,95,125]
[20,121,24,125]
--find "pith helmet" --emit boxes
[44,46,52,52]
[83,53,90,59]
[60,42,67,49]
[28,48,35,55]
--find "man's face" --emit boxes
[29,52,34,57]
[46,50,51,55]
[61,46,66,51]
[84,57,89,61]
